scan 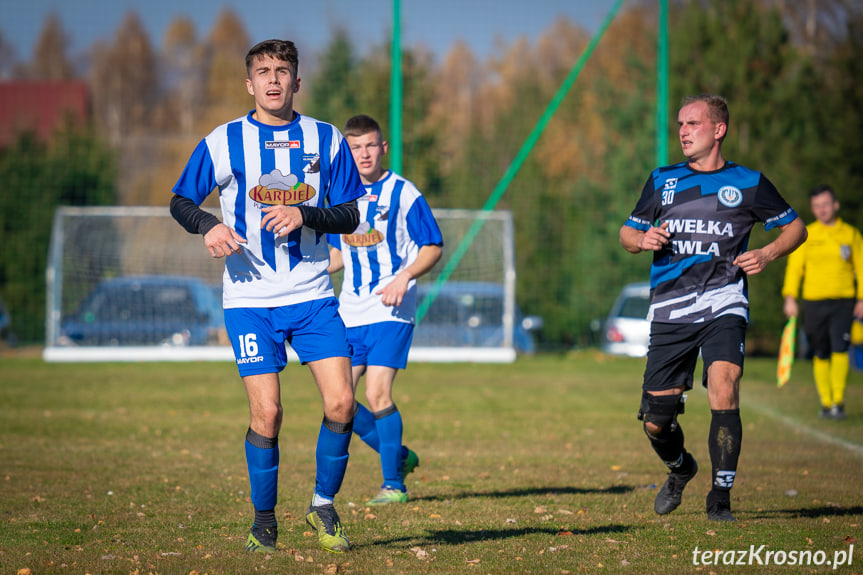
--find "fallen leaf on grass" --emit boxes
[844,536,857,544]
[533,506,548,514]
[466,558,481,565]
[18,569,31,575]
[323,564,339,574]
[410,547,429,560]
[705,530,716,536]
[556,531,573,537]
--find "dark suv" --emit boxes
[413,281,542,354]
[58,275,225,346]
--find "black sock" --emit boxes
[254,508,277,528]
[708,409,742,491]
[645,423,687,470]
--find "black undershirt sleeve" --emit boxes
[171,194,359,236]
[170,194,222,236]
[296,201,360,234]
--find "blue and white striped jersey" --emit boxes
[625,161,798,324]
[327,170,443,327]
[173,111,366,309]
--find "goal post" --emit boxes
[43,206,522,363]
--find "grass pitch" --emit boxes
[1,351,861,574]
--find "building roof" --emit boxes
[0,80,89,148]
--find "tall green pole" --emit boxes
[390,0,403,173]
[656,0,669,167]
[416,0,625,323]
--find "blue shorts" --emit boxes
[224,297,351,376]
[347,321,414,369]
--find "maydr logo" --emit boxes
[718,186,743,207]
[265,140,300,149]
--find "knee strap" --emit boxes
[638,391,686,431]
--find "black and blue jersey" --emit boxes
[625,161,797,324]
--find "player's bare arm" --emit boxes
[732,217,807,276]
[620,222,670,254]
[376,244,443,307]
[783,295,799,319]
[327,247,344,274]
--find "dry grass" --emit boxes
[1,352,861,574]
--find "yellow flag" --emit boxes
[777,316,796,388]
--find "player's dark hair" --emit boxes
[343,114,383,140]
[809,184,836,200]
[245,39,299,77]
[681,94,730,129]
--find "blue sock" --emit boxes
[315,417,352,498]
[375,406,405,491]
[244,428,279,523]
[353,403,380,452]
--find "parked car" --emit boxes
[598,282,651,357]
[413,281,543,354]
[0,293,11,343]
[58,275,225,347]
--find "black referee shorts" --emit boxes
[642,315,747,392]
[800,299,855,359]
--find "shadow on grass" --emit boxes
[363,523,633,549]
[412,484,634,502]
[750,505,863,520]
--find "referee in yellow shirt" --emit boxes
[782,185,863,420]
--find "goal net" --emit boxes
[43,206,522,363]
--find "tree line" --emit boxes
[0,0,861,351]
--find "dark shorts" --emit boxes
[642,315,746,392]
[801,299,855,359]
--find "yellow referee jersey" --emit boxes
[782,218,863,301]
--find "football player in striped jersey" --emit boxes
[327,115,442,506]
[170,39,365,554]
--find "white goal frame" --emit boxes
[43,206,518,363]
